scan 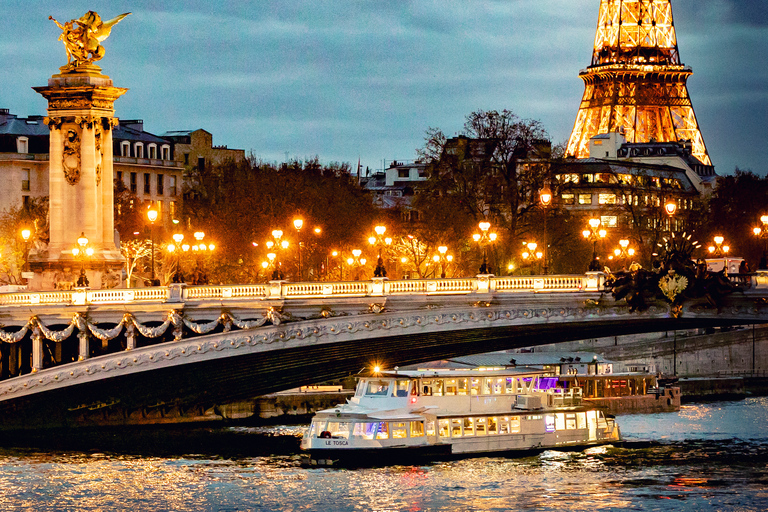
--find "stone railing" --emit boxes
[0,270,762,309]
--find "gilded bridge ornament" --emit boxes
[49,11,130,70]
[62,127,81,185]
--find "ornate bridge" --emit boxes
[0,272,766,431]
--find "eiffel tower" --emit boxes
[566,0,711,165]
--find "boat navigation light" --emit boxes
[373,365,381,374]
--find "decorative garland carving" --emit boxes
[62,127,81,185]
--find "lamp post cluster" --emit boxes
[72,232,94,287]
[432,245,453,278]
[522,241,543,274]
[582,218,607,271]
[368,225,392,278]
[708,235,729,258]
[610,239,636,268]
[473,221,497,274]
[263,229,289,280]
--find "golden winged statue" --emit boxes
[49,11,131,69]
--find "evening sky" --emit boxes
[1,1,765,175]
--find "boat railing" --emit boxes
[550,387,583,407]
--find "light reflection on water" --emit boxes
[0,399,766,511]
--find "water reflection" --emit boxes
[0,400,766,510]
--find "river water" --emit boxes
[1,398,768,511]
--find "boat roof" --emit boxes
[374,368,547,379]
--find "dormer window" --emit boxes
[16,136,28,154]
[134,142,144,159]
[148,143,157,159]
[161,144,171,160]
[120,141,130,157]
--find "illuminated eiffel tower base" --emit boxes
[566,0,711,166]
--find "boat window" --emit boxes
[475,417,487,436]
[365,380,391,396]
[308,421,319,438]
[395,380,409,397]
[470,378,481,395]
[482,378,492,395]
[505,378,515,394]
[577,412,587,429]
[457,378,468,395]
[499,417,510,435]
[410,421,424,437]
[327,421,351,439]
[463,418,474,436]
[391,422,407,439]
[566,413,577,430]
[376,422,389,439]
[510,416,521,433]
[488,417,498,435]
[587,410,597,427]
[426,420,436,436]
[555,413,565,431]
[547,415,557,433]
[597,411,608,429]
[433,380,444,396]
[452,419,463,437]
[493,378,505,394]
[411,380,419,396]
[438,419,450,437]
[353,422,376,440]
[445,379,458,396]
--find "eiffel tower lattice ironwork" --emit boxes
[566,0,711,166]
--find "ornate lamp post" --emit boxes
[368,225,392,278]
[708,236,729,258]
[432,245,453,278]
[582,218,607,271]
[347,249,367,281]
[171,233,184,282]
[20,228,31,279]
[265,229,289,280]
[753,215,768,269]
[539,185,552,274]
[72,232,94,287]
[611,239,636,269]
[522,242,543,274]
[147,207,158,285]
[293,218,304,280]
[473,221,497,274]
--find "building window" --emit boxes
[22,196,30,211]
[116,171,123,184]
[198,157,205,173]
[157,174,164,195]
[16,136,28,154]
[21,169,30,191]
[134,142,144,159]
[169,176,177,196]
[578,194,593,205]
[130,172,137,193]
[600,216,618,228]
[148,144,157,160]
[170,201,177,220]
[121,141,130,157]
[144,173,151,194]
[598,193,617,205]
[161,145,171,160]
[561,193,575,205]
[183,153,189,165]
[398,169,409,179]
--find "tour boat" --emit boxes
[300,368,621,466]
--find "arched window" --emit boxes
[134,142,144,159]
[148,143,157,159]
[161,144,171,160]
[120,141,130,157]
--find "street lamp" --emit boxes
[708,235,729,258]
[432,245,453,278]
[72,232,94,287]
[611,239,636,269]
[539,185,552,274]
[293,218,304,280]
[20,228,31,280]
[521,241,544,274]
[473,221,498,274]
[582,218,607,271]
[147,207,158,285]
[265,229,289,280]
[368,225,392,278]
[753,215,768,269]
[347,249,367,280]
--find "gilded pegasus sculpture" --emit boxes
[49,11,130,69]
